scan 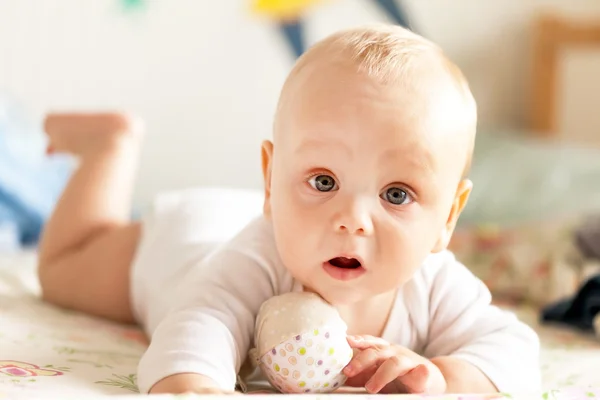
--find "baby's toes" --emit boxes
[45,113,139,136]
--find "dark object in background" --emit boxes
[279,20,306,58]
[575,215,600,261]
[373,0,411,29]
[541,275,600,331]
[278,0,413,59]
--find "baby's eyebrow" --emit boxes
[294,138,352,158]
[293,138,435,175]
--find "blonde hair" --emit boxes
[276,23,477,176]
[302,24,442,83]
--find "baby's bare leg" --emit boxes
[38,113,143,324]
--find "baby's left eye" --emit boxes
[381,187,411,205]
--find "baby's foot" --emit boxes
[44,113,143,157]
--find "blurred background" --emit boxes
[1,1,600,252]
[2,1,600,386]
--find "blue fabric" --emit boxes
[373,0,411,29]
[277,0,412,60]
[0,95,72,247]
[279,20,305,58]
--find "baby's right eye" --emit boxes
[308,174,338,192]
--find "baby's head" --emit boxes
[261,24,477,306]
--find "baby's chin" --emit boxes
[300,283,371,307]
[289,268,395,306]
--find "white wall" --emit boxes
[558,49,600,147]
[2,0,600,209]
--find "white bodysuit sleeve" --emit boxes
[421,251,541,393]
[136,218,290,394]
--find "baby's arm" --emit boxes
[136,218,284,394]
[422,252,541,393]
[149,373,225,394]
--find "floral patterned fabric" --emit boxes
[450,217,600,308]
[1,251,599,400]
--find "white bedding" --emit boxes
[1,251,600,400]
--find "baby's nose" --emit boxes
[333,201,374,236]
[336,223,371,235]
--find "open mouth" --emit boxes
[323,256,366,281]
[328,257,362,269]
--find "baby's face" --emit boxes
[263,57,473,306]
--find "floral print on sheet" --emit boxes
[0,276,145,396]
[0,361,64,378]
[449,217,600,308]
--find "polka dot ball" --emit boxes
[259,327,353,394]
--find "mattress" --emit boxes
[1,251,599,400]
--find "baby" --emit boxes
[38,24,540,395]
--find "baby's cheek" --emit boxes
[380,225,429,272]
[273,226,314,275]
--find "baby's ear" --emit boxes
[432,179,472,253]
[261,140,274,216]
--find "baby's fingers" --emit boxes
[347,335,389,350]
[394,364,430,394]
[343,348,382,377]
[363,355,416,393]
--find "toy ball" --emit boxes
[249,292,354,394]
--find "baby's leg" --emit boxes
[38,113,143,324]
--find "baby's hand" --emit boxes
[343,335,446,394]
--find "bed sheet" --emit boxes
[1,251,599,400]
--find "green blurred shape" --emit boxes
[121,0,147,12]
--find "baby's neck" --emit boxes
[335,290,397,338]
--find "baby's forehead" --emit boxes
[279,72,471,176]
[274,26,476,172]
[282,61,468,136]
[280,42,471,122]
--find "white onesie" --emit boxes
[129,188,541,394]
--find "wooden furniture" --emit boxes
[531,13,600,144]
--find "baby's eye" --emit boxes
[308,174,338,192]
[381,187,411,205]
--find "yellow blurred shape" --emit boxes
[252,0,329,20]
